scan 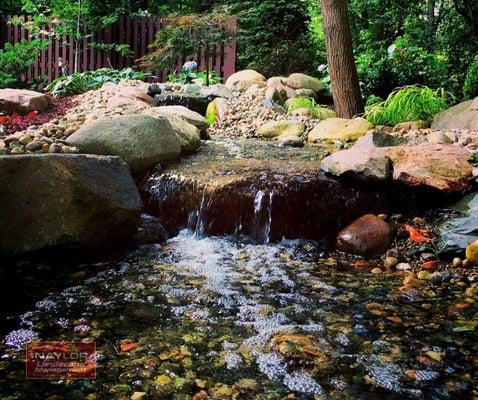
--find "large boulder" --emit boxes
[308,118,373,143]
[321,147,391,182]
[432,98,478,130]
[385,144,473,194]
[257,121,305,139]
[437,192,478,256]
[0,154,142,257]
[200,84,233,99]
[66,115,182,174]
[286,73,326,94]
[159,115,201,155]
[225,70,267,92]
[336,214,393,257]
[148,105,209,134]
[0,89,52,115]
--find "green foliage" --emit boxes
[365,85,449,126]
[0,39,49,89]
[140,13,235,86]
[285,96,321,118]
[464,55,478,100]
[228,0,319,76]
[46,68,150,97]
[206,107,217,125]
[88,43,134,58]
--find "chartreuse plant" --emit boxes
[46,68,150,97]
[285,96,322,118]
[364,85,450,126]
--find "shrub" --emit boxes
[46,68,150,97]
[0,39,49,88]
[464,55,478,100]
[365,85,450,126]
[140,13,235,86]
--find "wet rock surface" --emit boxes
[336,214,394,257]
[142,140,390,242]
[437,192,478,256]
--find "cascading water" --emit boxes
[141,139,390,243]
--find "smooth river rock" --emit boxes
[66,115,182,174]
[145,105,209,135]
[225,70,267,92]
[257,121,305,139]
[0,154,142,257]
[308,118,374,143]
[336,214,393,257]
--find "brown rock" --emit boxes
[0,89,51,115]
[336,214,393,257]
[385,144,473,194]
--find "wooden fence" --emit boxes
[0,15,237,83]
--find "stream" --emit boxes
[1,230,476,399]
[0,140,477,399]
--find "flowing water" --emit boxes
[0,230,476,399]
[0,140,477,399]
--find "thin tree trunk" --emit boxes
[428,0,436,32]
[320,0,363,118]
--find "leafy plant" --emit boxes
[464,55,478,100]
[196,71,222,86]
[0,39,49,88]
[364,85,450,126]
[46,67,150,97]
[140,13,235,86]
[285,96,321,118]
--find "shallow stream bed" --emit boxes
[1,231,476,399]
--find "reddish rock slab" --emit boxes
[336,214,393,257]
[385,144,473,194]
[0,89,52,115]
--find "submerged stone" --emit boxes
[336,214,393,257]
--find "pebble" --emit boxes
[452,258,462,268]
[396,262,411,271]
[430,272,442,285]
[417,271,432,280]
[384,256,399,269]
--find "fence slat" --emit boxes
[0,15,237,83]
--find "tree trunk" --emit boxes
[320,0,363,118]
[428,0,436,30]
